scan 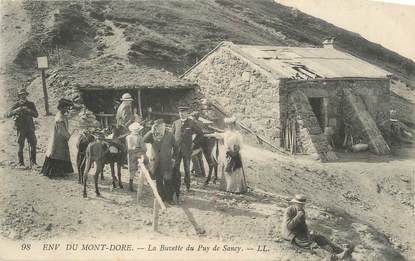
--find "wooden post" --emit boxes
[152,199,160,232]
[137,89,143,117]
[136,166,145,201]
[41,69,51,115]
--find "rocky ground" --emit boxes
[0,1,414,261]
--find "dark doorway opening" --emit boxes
[308,97,325,129]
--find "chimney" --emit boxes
[322,37,336,48]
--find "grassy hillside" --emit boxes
[93,0,415,81]
[16,0,415,84]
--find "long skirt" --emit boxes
[41,156,73,178]
[220,167,247,193]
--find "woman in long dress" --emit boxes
[41,98,74,177]
[206,117,247,193]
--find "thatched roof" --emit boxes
[57,59,196,90]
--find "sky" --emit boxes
[275,0,415,61]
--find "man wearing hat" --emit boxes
[143,119,175,202]
[171,106,203,194]
[281,194,353,259]
[116,93,135,129]
[6,89,39,167]
[126,121,147,192]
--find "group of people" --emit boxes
[116,92,248,203]
[7,90,247,203]
[7,90,353,259]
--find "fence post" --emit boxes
[152,199,160,232]
[137,165,145,202]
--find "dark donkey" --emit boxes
[81,126,128,198]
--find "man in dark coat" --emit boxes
[143,119,175,202]
[281,194,353,260]
[171,106,203,194]
[6,89,38,167]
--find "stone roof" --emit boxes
[58,59,196,90]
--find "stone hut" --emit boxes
[54,59,197,127]
[182,41,392,161]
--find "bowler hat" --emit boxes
[291,194,307,204]
[178,106,190,112]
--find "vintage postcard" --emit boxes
[0,0,414,260]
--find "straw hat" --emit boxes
[120,93,134,101]
[128,122,144,133]
[290,194,307,204]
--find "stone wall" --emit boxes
[391,92,415,126]
[284,78,391,149]
[184,46,281,145]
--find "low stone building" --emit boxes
[49,59,197,127]
[182,41,392,161]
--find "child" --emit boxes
[126,122,147,192]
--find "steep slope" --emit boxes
[93,0,415,82]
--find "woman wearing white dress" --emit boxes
[206,117,247,193]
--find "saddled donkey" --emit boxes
[81,126,128,198]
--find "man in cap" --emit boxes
[126,122,147,192]
[6,89,39,168]
[116,93,135,129]
[171,106,203,194]
[143,119,175,203]
[281,194,353,260]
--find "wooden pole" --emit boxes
[139,161,167,210]
[136,166,145,202]
[41,69,51,115]
[152,199,160,232]
[137,89,143,118]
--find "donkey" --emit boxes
[202,137,219,185]
[81,126,128,198]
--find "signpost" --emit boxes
[37,56,51,115]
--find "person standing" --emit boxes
[143,119,176,203]
[281,194,353,260]
[126,122,147,192]
[6,89,39,168]
[171,106,203,194]
[190,111,206,177]
[116,93,135,129]
[206,117,247,193]
[41,98,74,177]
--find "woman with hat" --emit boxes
[206,116,247,194]
[126,121,147,192]
[41,98,74,177]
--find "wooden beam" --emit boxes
[139,161,167,211]
[152,199,160,232]
[137,89,143,117]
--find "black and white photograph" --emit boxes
[0,0,414,260]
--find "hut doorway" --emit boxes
[308,97,325,129]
